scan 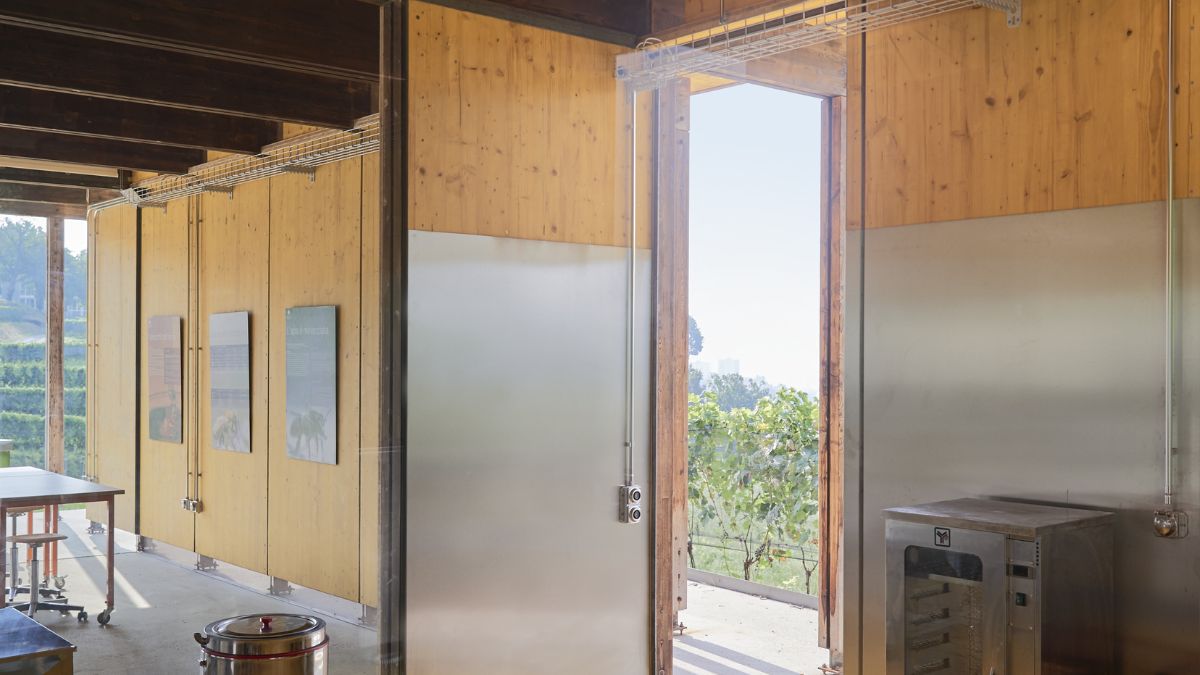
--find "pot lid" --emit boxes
[202,614,326,656]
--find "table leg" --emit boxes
[1,505,7,610]
[42,506,49,584]
[106,495,114,611]
[25,511,32,567]
[51,504,58,580]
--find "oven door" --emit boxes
[885,519,1008,675]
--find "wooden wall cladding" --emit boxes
[86,205,138,532]
[360,153,380,606]
[194,181,271,574]
[411,1,648,248]
[267,159,363,602]
[857,0,1172,229]
[138,198,195,549]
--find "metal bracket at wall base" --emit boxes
[359,605,378,627]
[195,555,218,572]
[180,498,202,513]
[137,536,155,552]
[86,521,106,535]
[268,577,294,596]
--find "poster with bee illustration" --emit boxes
[285,305,337,464]
[209,311,251,453]
[148,315,183,443]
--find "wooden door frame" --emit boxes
[650,84,847,674]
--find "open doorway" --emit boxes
[673,83,829,675]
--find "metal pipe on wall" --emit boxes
[1155,0,1188,538]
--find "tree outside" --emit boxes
[687,315,821,594]
[0,217,88,476]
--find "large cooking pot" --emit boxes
[194,613,328,674]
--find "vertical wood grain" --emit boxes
[45,216,64,473]
[139,198,195,549]
[360,152,381,607]
[267,159,362,602]
[194,181,271,574]
[86,205,138,532]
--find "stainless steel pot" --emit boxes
[195,613,328,674]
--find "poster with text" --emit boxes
[148,315,183,443]
[209,311,251,453]
[285,305,337,464]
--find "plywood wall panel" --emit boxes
[860,0,1169,229]
[360,153,380,607]
[86,205,138,532]
[194,181,271,574]
[138,198,195,549]
[411,2,643,247]
[267,159,362,602]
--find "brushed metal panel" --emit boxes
[407,231,653,675]
[853,201,1200,675]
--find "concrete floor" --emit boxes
[7,510,378,674]
[9,511,826,674]
[676,581,830,675]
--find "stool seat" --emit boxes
[11,533,66,546]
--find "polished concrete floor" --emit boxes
[7,510,378,674]
[8,510,825,674]
[676,581,830,675]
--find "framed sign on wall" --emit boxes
[147,315,183,444]
[285,305,337,465]
[209,311,251,453]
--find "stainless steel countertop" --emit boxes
[884,497,1114,538]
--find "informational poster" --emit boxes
[209,311,251,453]
[147,315,183,444]
[285,305,337,464]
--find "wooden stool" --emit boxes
[8,534,83,621]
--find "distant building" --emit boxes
[692,360,713,375]
[717,358,739,375]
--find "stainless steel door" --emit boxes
[886,520,1007,675]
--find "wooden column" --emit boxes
[45,215,65,473]
[653,77,690,675]
[819,94,847,665]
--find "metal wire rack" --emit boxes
[616,0,1020,91]
[97,114,381,209]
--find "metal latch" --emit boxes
[180,498,203,513]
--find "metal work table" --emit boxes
[0,607,75,673]
[0,467,124,622]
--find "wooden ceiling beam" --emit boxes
[0,128,204,174]
[0,200,85,219]
[0,168,127,190]
[0,24,374,128]
[0,87,282,154]
[0,0,378,81]
[0,182,87,205]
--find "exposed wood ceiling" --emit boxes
[0,0,379,218]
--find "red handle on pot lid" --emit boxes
[260,616,273,632]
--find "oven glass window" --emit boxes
[903,546,983,675]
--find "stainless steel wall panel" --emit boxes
[853,201,1200,674]
[406,231,653,675]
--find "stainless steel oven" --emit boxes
[884,498,1114,675]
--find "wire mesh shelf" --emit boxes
[96,114,381,210]
[616,0,1020,91]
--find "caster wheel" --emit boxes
[53,576,66,590]
[97,610,110,626]
[77,611,87,623]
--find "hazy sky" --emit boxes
[688,84,822,392]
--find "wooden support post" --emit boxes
[45,215,65,474]
[653,77,691,675]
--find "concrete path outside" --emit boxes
[675,580,830,675]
